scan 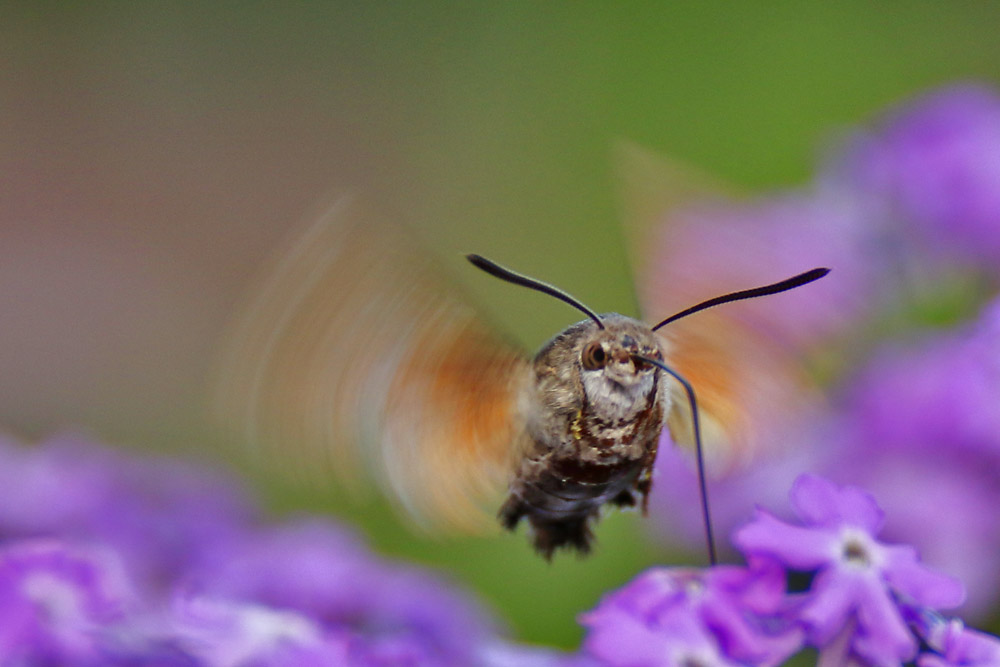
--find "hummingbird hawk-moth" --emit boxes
[214,196,827,560]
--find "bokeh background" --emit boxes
[3,2,1000,650]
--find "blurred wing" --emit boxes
[213,197,529,531]
[655,313,818,472]
[613,140,740,295]
[615,143,822,471]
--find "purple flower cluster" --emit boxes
[4,431,995,666]
[830,296,1000,618]
[0,432,582,666]
[644,83,1000,619]
[581,560,800,666]
[582,474,1000,666]
[835,84,1000,272]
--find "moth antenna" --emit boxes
[633,354,717,566]
[651,267,830,331]
[467,254,605,329]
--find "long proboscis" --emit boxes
[466,254,605,329]
[651,267,830,331]
[633,354,717,566]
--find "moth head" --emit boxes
[576,317,663,405]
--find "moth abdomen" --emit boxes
[500,456,650,558]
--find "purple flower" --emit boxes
[580,560,802,666]
[734,474,965,665]
[834,84,1000,270]
[917,617,1000,667]
[0,432,253,595]
[169,594,345,666]
[849,295,1000,462]
[826,295,1000,617]
[585,605,742,667]
[584,471,1000,666]
[183,518,498,665]
[825,446,1000,622]
[478,640,596,667]
[0,539,134,664]
[0,434,532,665]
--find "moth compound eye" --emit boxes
[581,342,607,370]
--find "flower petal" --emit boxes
[852,571,918,664]
[733,509,837,569]
[799,568,858,645]
[790,474,884,533]
[883,545,966,610]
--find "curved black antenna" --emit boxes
[633,354,717,566]
[467,254,605,329]
[651,267,830,332]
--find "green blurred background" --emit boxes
[3,2,1000,650]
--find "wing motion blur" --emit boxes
[213,197,530,531]
[655,311,817,470]
[615,143,823,472]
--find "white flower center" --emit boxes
[837,527,883,571]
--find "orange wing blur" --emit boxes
[654,312,818,472]
[213,197,529,531]
[615,143,822,472]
